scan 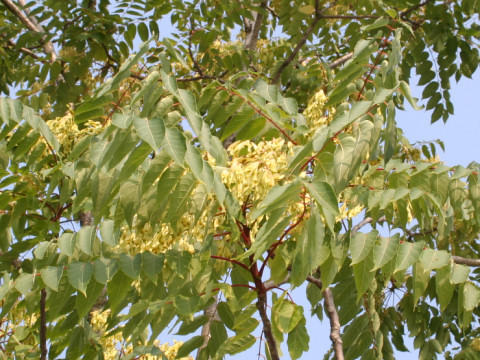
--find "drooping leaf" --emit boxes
[395,241,424,272]
[133,116,165,151]
[303,179,339,232]
[353,252,375,301]
[67,262,93,295]
[271,298,303,333]
[40,266,63,292]
[350,230,378,265]
[373,234,399,270]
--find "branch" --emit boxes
[321,14,379,20]
[323,288,344,360]
[196,301,220,359]
[306,275,323,289]
[328,52,353,69]
[306,275,344,360]
[4,38,39,59]
[452,256,480,267]
[351,216,386,236]
[271,0,321,84]
[244,1,267,51]
[39,288,47,360]
[256,292,280,360]
[1,0,57,60]
[400,0,435,19]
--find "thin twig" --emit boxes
[321,14,379,20]
[400,0,435,19]
[351,216,386,236]
[271,0,322,84]
[5,38,39,59]
[329,52,353,69]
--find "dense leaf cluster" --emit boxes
[0,1,480,360]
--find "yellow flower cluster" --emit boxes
[303,89,335,130]
[90,310,193,360]
[336,203,365,222]
[90,309,126,360]
[116,209,224,255]
[46,108,103,154]
[222,139,294,205]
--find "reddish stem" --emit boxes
[210,255,250,271]
[218,86,297,145]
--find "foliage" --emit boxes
[0,0,480,359]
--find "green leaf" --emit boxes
[133,116,165,151]
[333,121,373,193]
[303,179,339,232]
[77,225,96,256]
[419,248,450,272]
[272,298,303,333]
[174,294,199,317]
[118,141,152,180]
[395,241,424,272]
[290,206,325,287]
[58,232,76,257]
[162,126,186,165]
[76,279,105,318]
[463,282,480,311]
[92,172,116,221]
[67,262,93,295]
[99,220,118,247]
[176,315,209,335]
[413,262,430,305]
[14,273,34,294]
[435,265,454,312]
[209,321,228,352]
[40,266,63,292]
[217,302,235,330]
[249,181,301,220]
[351,230,378,265]
[361,16,390,31]
[287,318,309,360]
[353,252,375,301]
[216,334,256,357]
[175,336,204,359]
[450,263,470,284]
[141,252,164,284]
[94,258,118,284]
[107,270,132,313]
[373,234,399,270]
[119,253,142,279]
[399,80,422,110]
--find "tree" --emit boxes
[0,0,480,359]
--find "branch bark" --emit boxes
[196,301,220,360]
[307,275,344,360]
[452,256,480,267]
[39,288,47,360]
[351,216,386,236]
[256,292,280,360]
[324,288,344,360]
[328,52,353,69]
[271,1,321,84]
[244,2,267,51]
[1,0,57,60]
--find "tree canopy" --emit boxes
[1,0,480,359]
